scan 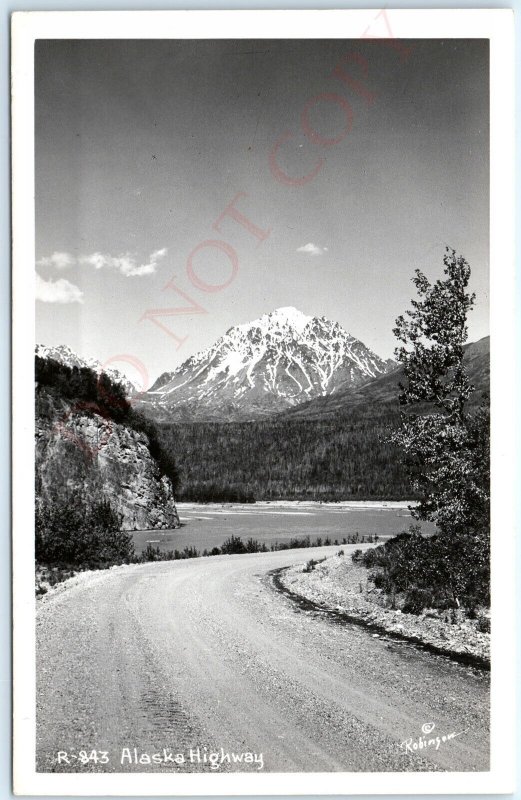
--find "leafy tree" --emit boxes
[388,248,490,609]
[391,248,489,536]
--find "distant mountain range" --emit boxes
[280,336,490,420]
[35,331,490,502]
[36,326,489,426]
[135,307,395,421]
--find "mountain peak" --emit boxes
[236,306,312,335]
[138,308,395,421]
[268,306,311,325]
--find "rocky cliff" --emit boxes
[36,395,180,531]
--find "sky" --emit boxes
[35,38,489,387]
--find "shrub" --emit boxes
[476,611,491,633]
[361,548,379,568]
[220,535,247,555]
[139,544,202,562]
[402,587,435,615]
[36,494,134,568]
[361,526,489,615]
[245,538,268,553]
[36,356,130,423]
[141,544,162,562]
[372,571,390,591]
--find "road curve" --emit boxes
[36,545,489,773]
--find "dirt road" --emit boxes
[36,545,489,773]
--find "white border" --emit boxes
[11,9,516,796]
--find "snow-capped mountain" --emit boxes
[136,307,395,421]
[35,343,137,397]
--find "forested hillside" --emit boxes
[157,403,414,502]
[157,337,489,502]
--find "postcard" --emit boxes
[11,9,515,796]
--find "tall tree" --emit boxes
[391,248,489,540]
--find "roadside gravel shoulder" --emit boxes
[279,554,490,668]
[36,563,142,612]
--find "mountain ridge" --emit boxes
[35,343,137,397]
[279,335,490,421]
[137,306,395,422]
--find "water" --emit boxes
[133,501,435,555]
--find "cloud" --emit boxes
[78,247,167,277]
[36,273,84,304]
[296,242,328,256]
[37,251,75,270]
[37,247,167,278]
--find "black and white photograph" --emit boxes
[11,9,515,796]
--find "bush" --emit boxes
[361,526,489,615]
[141,543,162,562]
[271,536,312,551]
[220,535,247,555]
[36,495,134,568]
[360,548,379,568]
[476,611,491,633]
[245,538,268,553]
[372,571,390,591]
[402,587,435,615]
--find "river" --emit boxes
[133,501,435,555]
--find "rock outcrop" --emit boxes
[36,396,180,531]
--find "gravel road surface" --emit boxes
[36,545,489,773]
